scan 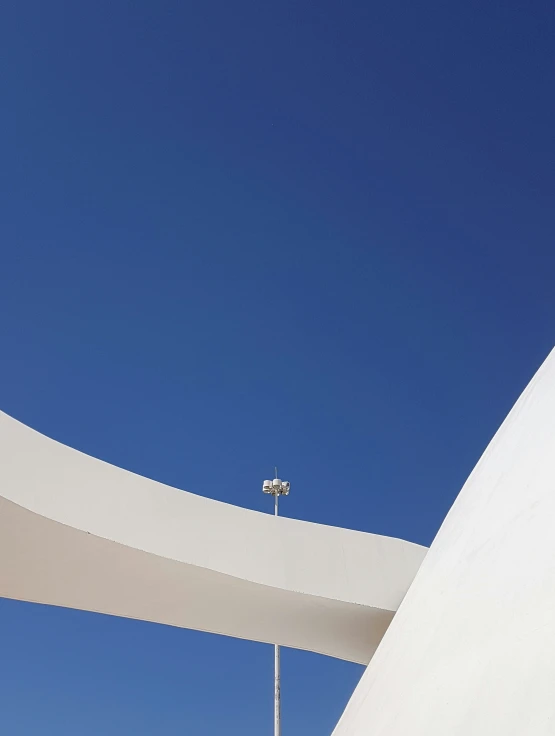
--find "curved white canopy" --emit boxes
[0,410,426,664]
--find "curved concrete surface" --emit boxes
[0,410,426,664]
[334,348,555,733]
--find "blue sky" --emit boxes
[1,1,554,733]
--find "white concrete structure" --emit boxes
[3,347,553,733]
[333,349,555,734]
[0,410,425,665]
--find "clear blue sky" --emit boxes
[1,1,554,733]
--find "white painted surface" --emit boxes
[334,348,555,733]
[0,410,426,664]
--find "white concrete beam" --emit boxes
[0,411,426,664]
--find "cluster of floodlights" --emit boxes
[262,478,290,496]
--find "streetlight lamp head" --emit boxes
[262,475,290,496]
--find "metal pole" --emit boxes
[274,489,281,736]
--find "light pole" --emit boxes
[262,468,290,736]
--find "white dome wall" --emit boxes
[334,348,555,735]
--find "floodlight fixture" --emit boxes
[262,476,290,497]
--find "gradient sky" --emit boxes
[1,1,554,734]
